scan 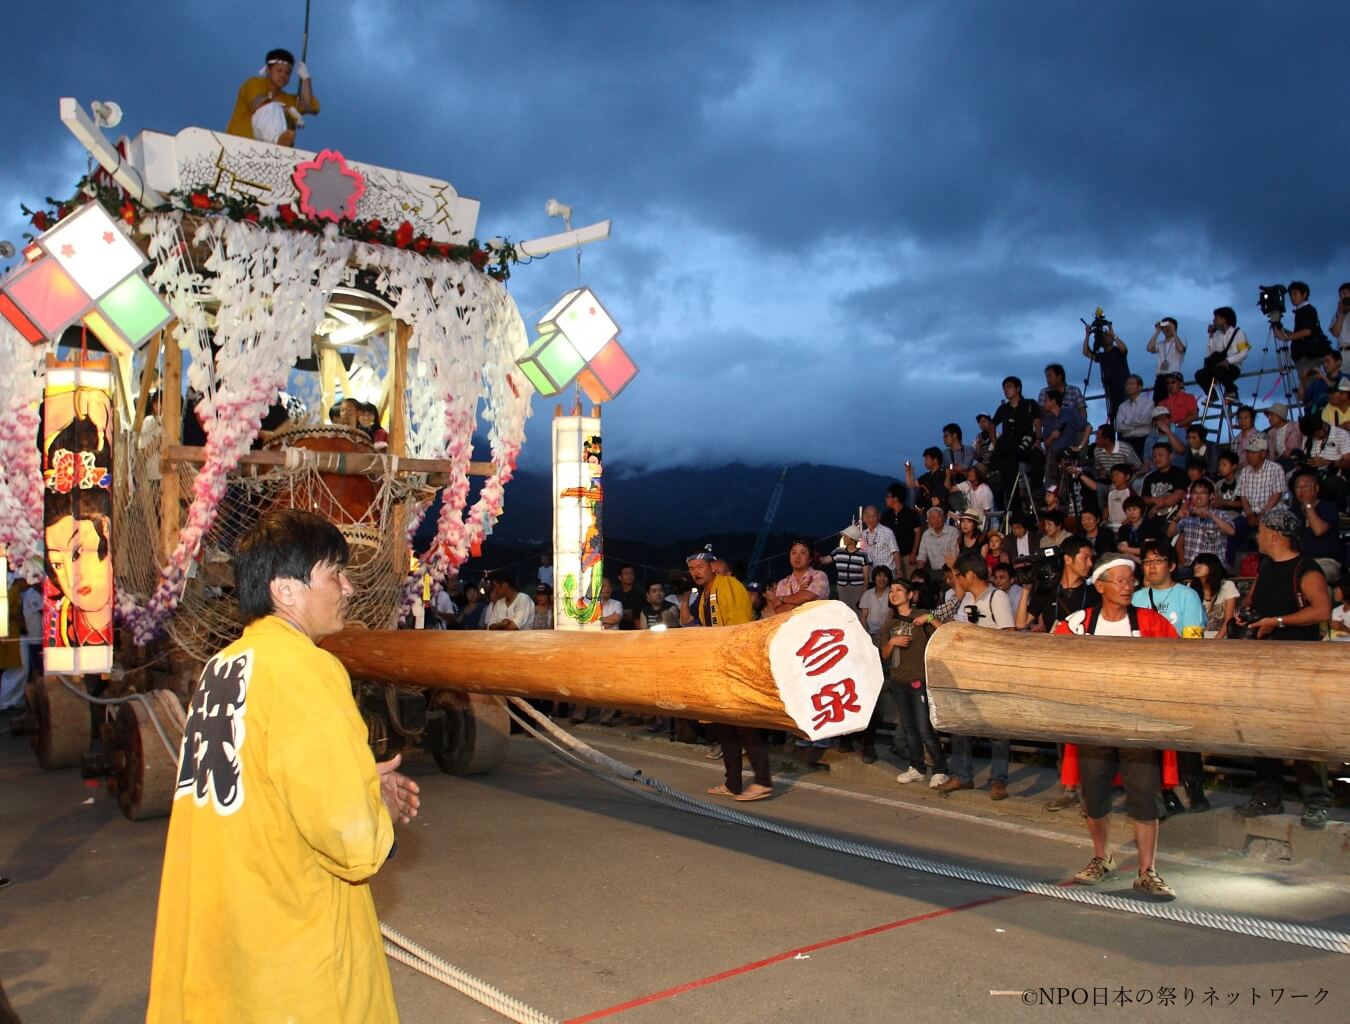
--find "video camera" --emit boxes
[1013,547,1063,590]
[1258,284,1287,325]
[1084,306,1113,351]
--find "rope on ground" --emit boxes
[56,677,178,762]
[502,697,1350,958]
[381,924,560,1024]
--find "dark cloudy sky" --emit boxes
[5,1,1349,477]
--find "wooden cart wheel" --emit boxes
[31,676,93,769]
[430,691,509,776]
[108,691,185,821]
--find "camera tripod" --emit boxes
[1007,461,1039,516]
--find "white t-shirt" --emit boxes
[857,588,889,634]
[956,586,1014,628]
[954,480,995,513]
[600,598,624,629]
[1091,612,1135,636]
[483,591,534,630]
[1151,335,1186,376]
[1106,486,1131,527]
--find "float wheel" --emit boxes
[31,676,92,769]
[108,690,185,821]
[430,691,509,775]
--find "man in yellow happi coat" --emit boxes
[226,47,319,146]
[147,510,419,1023]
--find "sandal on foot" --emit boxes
[706,784,735,797]
[734,785,773,802]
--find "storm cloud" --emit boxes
[4,1,1348,476]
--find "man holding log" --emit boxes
[1053,554,1178,901]
[683,547,773,801]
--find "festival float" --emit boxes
[0,98,886,819]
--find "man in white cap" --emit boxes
[1054,553,1179,901]
[226,47,319,146]
[1236,432,1286,529]
[1323,378,1350,430]
[1144,405,1186,458]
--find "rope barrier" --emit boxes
[502,698,1350,957]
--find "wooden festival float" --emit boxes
[0,98,889,820]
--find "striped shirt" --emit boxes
[829,547,869,587]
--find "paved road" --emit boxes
[1,726,1345,1023]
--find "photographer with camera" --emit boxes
[991,376,1043,508]
[1272,281,1332,380]
[1038,390,1090,487]
[1233,508,1333,829]
[933,551,1014,800]
[1146,318,1187,403]
[1081,318,1131,422]
[1194,307,1250,401]
[1328,282,1350,355]
[1297,349,1343,417]
[1299,412,1350,508]
[1016,535,1099,632]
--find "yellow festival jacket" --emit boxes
[146,616,396,1024]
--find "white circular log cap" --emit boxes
[768,601,884,740]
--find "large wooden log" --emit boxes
[924,623,1349,761]
[322,600,884,740]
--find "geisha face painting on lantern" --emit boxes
[41,365,116,672]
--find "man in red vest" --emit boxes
[1053,554,1179,901]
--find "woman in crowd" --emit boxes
[455,583,487,630]
[947,464,996,517]
[1189,554,1239,639]
[856,565,893,637]
[954,508,987,560]
[878,578,949,788]
[1233,405,1258,456]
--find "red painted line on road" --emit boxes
[564,893,1016,1023]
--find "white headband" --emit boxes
[1088,556,1136,585]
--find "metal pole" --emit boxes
[301,0,311,61]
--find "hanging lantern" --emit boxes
[41,358,116,674]
[553,408,603,630]
[0,201,172,354]
[516,286,638,402]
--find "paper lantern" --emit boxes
[552,411,603,630]
[516,285,637,404]
[537,288,619,361]
[0,201,168,353]
[517,330,586,396]
[82,274,174,356]
[41,360,116,674]
[37,201,148,298]
[1,257,91,339]
[576,338,638,403]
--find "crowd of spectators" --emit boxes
[423,287,1348,849]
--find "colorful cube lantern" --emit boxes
[38,202,148,298]
[0,202,171,355]
[82,274,174,356]
[515,286,638,403]
[0,257,91,340]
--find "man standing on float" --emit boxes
[226,47,319,146]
